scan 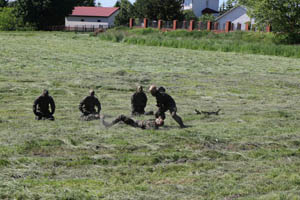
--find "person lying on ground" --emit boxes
[101,115,164,129]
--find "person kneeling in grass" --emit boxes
[101,115,164,130]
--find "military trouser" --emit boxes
[35,112,55,121]
[155,106,185,128]
[131,106,145,115]
[155,106,177,120]
[112,115,138,127]
[80,112,100,121]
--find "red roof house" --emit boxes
[65,7,120,28]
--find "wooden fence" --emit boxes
[47,25,111,32]
[129,18,271,33]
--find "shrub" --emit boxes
[0,7,18,31]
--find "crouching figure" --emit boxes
[79,90,101,121]
[33,89,55,121]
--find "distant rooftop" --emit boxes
[70,7,119,17]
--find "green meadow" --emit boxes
[1,31,300,199]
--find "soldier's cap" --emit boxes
[149,85,157,92]
[89,89,95,96]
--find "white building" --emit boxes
[216,6,255,30]
[65,7,119,28]
[183,0,219,17]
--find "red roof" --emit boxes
[71,7,119,17]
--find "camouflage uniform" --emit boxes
[131,91,147,115]
[79,94,101,121]
[33,91,55,121]
[102,115,159,129]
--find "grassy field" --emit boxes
[1,31,300,199]
[98,28,300,58]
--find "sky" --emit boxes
[98,0,224,7]
[97,0,135,7]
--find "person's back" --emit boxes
[131,86,147,115]
[155,91,176,109]
[80,96,100,113]
[33,90,55,120]
[79,90,101,121]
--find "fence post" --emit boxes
[143,18,148,28]
[214,22,219,30]
[158,20,163,30]
[129,18,134,28]
[225,21,231,33]
[207,21,212,31]
[245,23,250,31]
[173,20,177,30]
[266,25,271,32]
[189,20,194,31]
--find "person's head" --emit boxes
[89,89,95,96]
[158,86,166,93]
[155,117,164,127]
[149,85,157,96]
[137,85,143,93]
[42,89,49,96]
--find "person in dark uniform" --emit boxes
[131,86,148,115]
[149,85,186,128]
[33,89,55,121]
[101,115,164,129]
[79,90,101,121]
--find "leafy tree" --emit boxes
[0,0,8,7]
[199,14,216,23]
[76,0,95,6]
[134,0,184,21]
[114,0,121,7]
[183,9,198,21]
[0,7,18,30]
[219,0,238,15]
[15,0,76,30]
[240,0,300,43]
[114,0,133,26]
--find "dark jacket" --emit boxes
[154,91,176,110]
[33,95,55,115]
[131,92,147,108]
[79,96,101,114]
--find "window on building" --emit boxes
[97,19,101,22]
[81,19,85,22]
[206,0,209,7]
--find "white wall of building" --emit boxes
[65,11,119,27]
[184,0,219,17]
[217,6,254,30]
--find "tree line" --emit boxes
[0,0,96,30]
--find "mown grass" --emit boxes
[98,28,300,58]
[1,31,300,199]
